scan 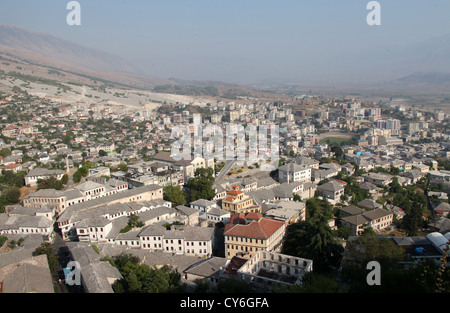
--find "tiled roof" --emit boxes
[224,216,284,239]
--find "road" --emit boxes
[215,160,236,182]
[50,232,83,293]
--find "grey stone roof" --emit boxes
[175,205,198,216]
[339,206,365,216]
[0,215,52,231]
[138,223,167,237]
[23,189,65,199]
[57,185,163,223]
[317,180,344,192]
[183,257,228,278]
[278,162,310,173]
[25,168,65,177]
[65,242,122,293]
[357,199,383,210]
[190,199,216,207]
[81,262,122,293]
[0,254,54,293]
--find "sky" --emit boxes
[1,0,450,85]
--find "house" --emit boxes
[359,182,382,199]
[183,257,228,289]
[3,163,22,173]
[361,172,393,187]
[137,225,215,258]
[24,168,66,187]
[432,202,450,217]
[357,199,383,210]
[400,170,426,184]
[224,212,286,259]
[0,213,54,241]
[221,185,261,214]
[340,207,394,235]
[277,163,312,183]
[316,180,345,203]
[262,200,306,225]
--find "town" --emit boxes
[0,79,448,294]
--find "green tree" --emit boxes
[164,185,187,206]
[117,163,128,172]
[37,177,64,190]
[33,242,58,274]
[111,253,183,293]
[339,236,406,292]
[128,214,144,229]
[331,145,344,159]
[61,173,69,185]
[4,187,21,204]
[186,167,215,202]
[282,213,343,274]
[0,148,11,158]
[73,170,82,183]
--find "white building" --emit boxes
[278,163,312,184]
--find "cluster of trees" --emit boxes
[163,185,186,207]
[164,167,216,206]
[186,168,216,202]
[103,254,184,293]
[282,198,344,274]
[73,162,96,183]
[341,175,369,204]
[37,175,68,191]
[388,178,428,236]
[0,170,26,212]
[339,235,450,293]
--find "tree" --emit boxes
[164,185,186,206]
[98,150,108,157]
[4,187,21,204]
[37,177,64,190]
[128,214,144,229]
[33,242,58,274]
[186,168,215,202]
[0,148,11,158]
[339,236,406,292]
[117,163,128,172]
[61,173,69,185]
[73,170,82,183]
[331,145,343,159]
[111,253,183,293]
[282,213,343,274]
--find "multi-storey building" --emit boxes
[277,163,312,184]
[221,185,261,214]
[224,212,286,259]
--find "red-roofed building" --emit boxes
[224,212,286,259]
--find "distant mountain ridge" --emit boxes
[396,72,450,85]
[0,24,139,74]
[0,24,173,89]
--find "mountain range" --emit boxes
[1,24,450,95]
[0,24,174,90]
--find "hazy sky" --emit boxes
[1,0,450,85]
